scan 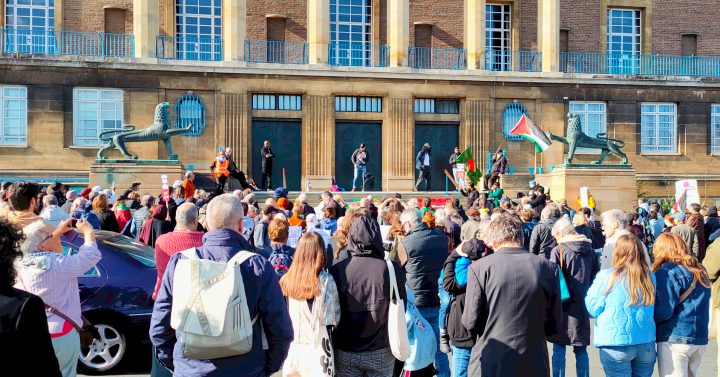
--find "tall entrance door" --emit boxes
[414,123,459,191]
[335,122,382,191]
[251,120,302,191]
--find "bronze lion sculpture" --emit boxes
[546,113,628,165]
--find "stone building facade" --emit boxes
[0,0,719,202]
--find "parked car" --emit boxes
[61,230,156,374]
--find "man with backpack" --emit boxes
[150,194,293,376]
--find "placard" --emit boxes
[288,226,303,248]
[380,225,392,245]
[580,187,589,208]
[675,179,700,210]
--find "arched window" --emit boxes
[175,92,205,136]
[502,102,528,140]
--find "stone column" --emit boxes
[384,98,415,191]
[0,2,5,28]
[222,0,246,61]
[307,0,330,64]
[538,0,560,72]
[387,0,408,67]
[222,93,250,173]
[133,0,160,58]
[461,100,485,167]
[54,0,63,30]
[303,96,334,188]
[464,0,486,69]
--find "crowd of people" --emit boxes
[0,177,719,377]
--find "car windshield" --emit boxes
[100,235,156,268]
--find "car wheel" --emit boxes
[78,318,128,374]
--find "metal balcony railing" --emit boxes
[328,43,389,67]
[156,35,222,61]
[1,28,134,57]
[244,40,308,64]
[561,52,720,77]
[408,46,467,70]
[485,48,542,72]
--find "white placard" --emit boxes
[288,226,303,248]
[675,179,700,209]
[380,225,392,245]
[580,187,589,208]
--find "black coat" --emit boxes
[399,222,448,307]
[260,146,274,170]
[96,209,120,233]
[529,218,558,259]
[443,251,474,348]
[547,238,599,346]
[0,288,61,376]
[462,247,562,377]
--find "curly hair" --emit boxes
[0,219,24,289]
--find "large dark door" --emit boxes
[251,120,302,191]
[414,123,459,191]
[335,122,382,191]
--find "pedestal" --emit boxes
[90,160,183,194]
[535,165,637,213]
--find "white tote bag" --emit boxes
[386,259,411,361]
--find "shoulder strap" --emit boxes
[44,304,83,333]
[386,259,401,302]
[228,250,257,268]
[180,248,199,260]
[559,244,564,268]
[679,279,697,303]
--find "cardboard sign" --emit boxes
[288,226,303,248]
[161,175,170,203]
[453,163,466,188]
[580,187,589,208]
[675,179,700,209]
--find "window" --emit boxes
[607,9,641,73]
[175,0,222,61]
[335,96,381,112]
[681,34,698,56]
[5,0,55,54]
[569,102,607,153]
[0,86,28,146]
[485,4,512,71]
[641,103,677,153]
[73,88,123,147]
[175,93,206,136]
[252,94,302,111]
[711,105,720,155]
[502,102,527,140]
[560,29,569,53]
[414,99,459,114]
[329,0,372,66]
[62,243,100,277]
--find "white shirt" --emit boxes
[423,154,430,166]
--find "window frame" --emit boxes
[251,94,302,111]
[568,101,607,154]
[5,0,55,54]
[711,104,720,156]
[0,86,28,146]
[335,96,382,113]
[175,0,222,61]
[329,0,372,66]
[414,98,460,114]
[640,102,677,154]
[72,88,124,148]
[485,3,512,71]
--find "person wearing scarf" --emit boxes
[114,202,132,232]
[139,206,173,248]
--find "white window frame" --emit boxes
[72,88,124,147]
[0,86,28,146]
[329,0,372,65]
[175,0,222,60]
[569,101,607,154]
[640,102,677,154]
[486,4,511,51]
[711,105,720,155]
[5,0,55,54]
[607,8,641,55]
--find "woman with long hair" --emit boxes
[92,193,119,232]
[652,233,711,377]
[585,235,657,377]
[139,205,173,248]
[279,232,340,377]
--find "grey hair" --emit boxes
[400,209,421,227]
[20,220,52,255]
[485,215,524,247]
[184,171,193,178]
[477,220,492,240]
[141,194,154,207]
[206,194,244,231]
[244,193,255,202]
[297,193,307,203]
[551,218,578,239]
[232,190,244,199]
[42,194,58,207]
[72,197,88,211]
[175,203,199,229]
[601,209,629,229]
[541,203,561,220]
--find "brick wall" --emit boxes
[246,0,307,42]
[408,0,463,48]
[520,0,537,50]
[652,0,720,55]
[63,0,133,34]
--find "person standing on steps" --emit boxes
[260,140,275,191]
[351,143,369,192]
[449,146,460,169]
[210,150,230,195]
[416,143,432,192]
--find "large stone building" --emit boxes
[1,0,719,201]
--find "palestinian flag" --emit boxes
[509,114,551,153]
[455,147,480,184]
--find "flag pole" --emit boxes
[534,150,537,176]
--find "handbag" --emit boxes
[45,304,100,348]
[386,259,411,361]
[558,245,570,302]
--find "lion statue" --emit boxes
[96,102,193,160]
[545,113,628,165]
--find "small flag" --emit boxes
[509,114,551,153]
[455,147,480,184]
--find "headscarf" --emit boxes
[139,205,169,247]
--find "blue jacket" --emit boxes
[585,269,657,347]
[455,257,471,287]
[655,262,710,345]
[149,229,293,377]
[416,150,430,170]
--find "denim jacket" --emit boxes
[655,262,711,345]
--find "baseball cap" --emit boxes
[672,212,687,221]
[273,187,288,199]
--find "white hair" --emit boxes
[232,190,244,199]
[43,194,58,207]
[551,218,578,239]
[306,213,318,226]
[72,197,88,212]
[601,209,629,229]
[185,171,193,179]
[274,213,288,221]
[20,220,52,255]
[175,203,199,230]
[297,193,307,203]
[206,194,244,231]
[400,209,421,227]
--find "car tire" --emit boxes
[77,315,131,375]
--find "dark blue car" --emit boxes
[61,230,156,374]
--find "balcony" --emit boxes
[156,35,222,61]
[408,46,467,70]
[328,43,389,67]
[485,49,542,72]
[0,28,134,57]
[244,40,308,64]
[561,52,720,77]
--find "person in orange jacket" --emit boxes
[210,150,230,195]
